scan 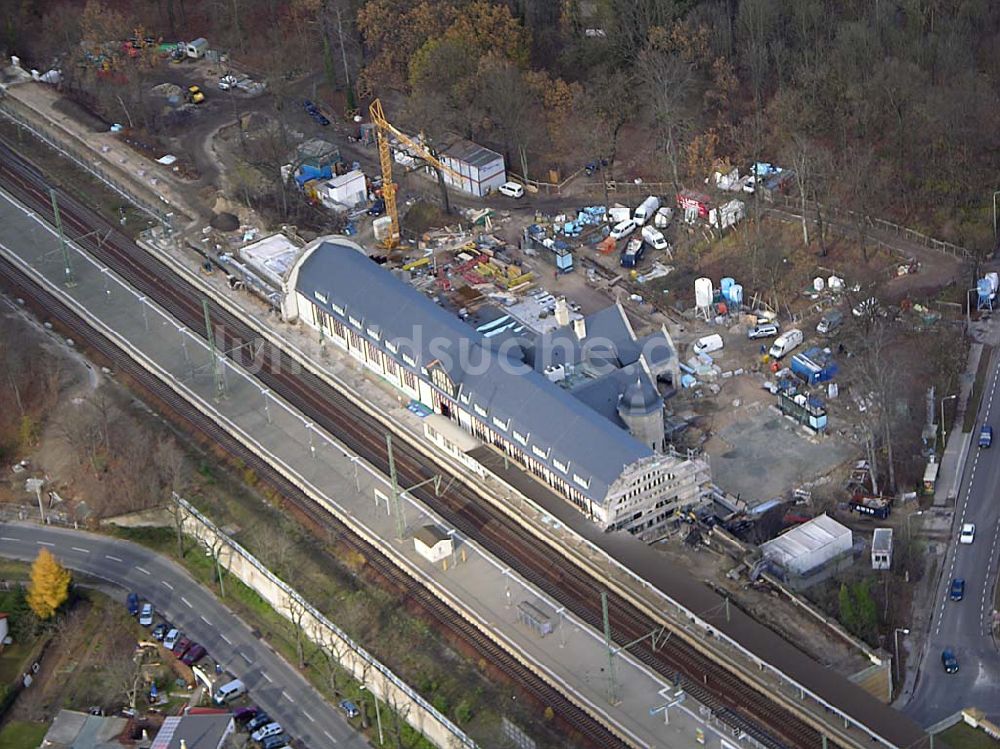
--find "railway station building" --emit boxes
[282,237,712,541]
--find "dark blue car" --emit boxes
[950,578,965,601]
[367,198,386,216]
[941,649,959,674]
[126,592,140,616]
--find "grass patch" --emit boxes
[0,720,49,749]
[0,641,33,685]
[962,345,993,434]
[0,560,30,579]
[938,722,1000,749]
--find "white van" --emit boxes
[693,333,724,356]
[768,328,803,359]
[609,219,637,240]
[641,225,670,251]
[633,195,661,225]
[653,206,674,229]
[212,679,247,705]
[498,182,524,199]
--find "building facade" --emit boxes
[283,238,710,540]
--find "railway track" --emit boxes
[0,240,626,749]
[0,139,831,749]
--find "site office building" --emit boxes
[282,238,710,539]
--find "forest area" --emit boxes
[4,0,1000,246]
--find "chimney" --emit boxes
[573,317,586,340]
[554,297,570,326]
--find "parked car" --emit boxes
[213,679,247,705]
[152,623,169,641]
[163,629,181,651]
[247,712,272,733]
[498,181,524,199]
[182,644,207,666]
[234,706,258,725]
[979,425,993,448]
[173,636,193,657]
[251,723,283,742]
[950,578,965,601]
[747,323,779,340]
[126,592,140,617]
[314,114,330,126]
[367,198,386,216]
[941,649,959,674]
[303,99,319,115]
[262,734,289,749]
[960,523,976,544]
[609,219,637,241]
[138,603,154,627]
[339,699,360,719]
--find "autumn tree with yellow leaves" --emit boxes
[27,549,72,620]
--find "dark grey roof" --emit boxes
[295,241,653,501]
[569,363,659,427]
[415,525,450,546]
[438,135,503,170]
[621,376,661,415]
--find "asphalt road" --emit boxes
[904,353,1000,725]
[0,522,367,749]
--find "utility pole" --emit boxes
[202,299,226,399]
[48,188,75,287]
[386,434,406,540]
[601,591,618,705]
[335,5,355,112]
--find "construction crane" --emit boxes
[368,98,465,250]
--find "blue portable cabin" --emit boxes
[790,348,838,386]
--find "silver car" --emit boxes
[138,603,154,627]
[747,323,779,340]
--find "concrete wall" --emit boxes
[174,495,475,749]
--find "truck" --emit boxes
[633,195,661,226]
[816,309,843,335]
[980,425,993,448]
[768,328,803,359]
[620,236,645,267]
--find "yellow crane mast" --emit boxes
[368,98,465,250]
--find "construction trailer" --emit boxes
[433,134,507,198]
[185,37,208,58]
[778,390,828,431]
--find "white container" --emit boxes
[695,277,713,308]
[372,215,393,242]
[813,277,825,292]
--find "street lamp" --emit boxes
[941,394,958,446]
[893,627,910,696]
[360,682,384,745]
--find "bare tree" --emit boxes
[856,318,898,493]
[639,46,694,197]
[286,596,309,669]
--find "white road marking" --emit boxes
[220,633,231,645]
[136,566,150,575]
[162,580,174,590]
[323,731,337,743]
[71,546,90,553]
[200,615,211,626]
[1,537,20,542]
[36,540,54,547]
[240,652,252,663]
[105,554,122,562]
[262,672,273,683]
[282,690,293,703]
[303,710,315,723]
[181,596,192,608]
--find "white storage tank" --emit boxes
[695,277,713,309]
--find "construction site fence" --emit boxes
[771,193,974,260]
[508,165,586,195]
[0,95,172,227]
